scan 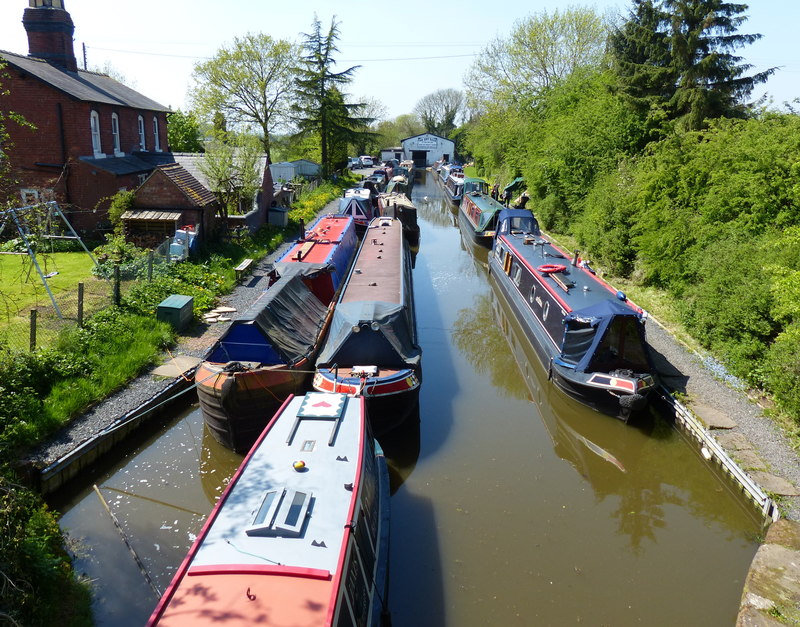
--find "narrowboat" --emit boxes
[196,215,358,452]
[438,162,462,185]
[147,392,391,627]
[339,187,378,234]
[446,174,488,204]
[313,217,421,435]
[378,191,420,247]
[458,185,506,248]
[488,209,657,419]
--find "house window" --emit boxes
[153,116,161,152]
[137,115,146,150]
[111,113,122,156]
[90,110,103,157]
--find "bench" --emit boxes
[234,258,254,282]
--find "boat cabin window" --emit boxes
[512,264,522,287]
[500,215,540,236]
[588,317,650,373]
[494,244,505,260]
[528,285,536,305]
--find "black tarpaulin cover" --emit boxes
[316,300,421,368]
[207,274,328,365]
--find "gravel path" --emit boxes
[25,198,800,522]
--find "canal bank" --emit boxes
[21,173,791,624]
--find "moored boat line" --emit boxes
[488,208,658,419]
[457,183,506,247]
[195,215,358,453]
[147,392,391,626]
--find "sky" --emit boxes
[1,0,798,121]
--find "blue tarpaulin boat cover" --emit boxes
[207,274,328,366]
[559,299,649,373]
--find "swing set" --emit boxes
[0,201,101,319]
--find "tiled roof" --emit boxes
[158,163,217,206]
[0,50,170,112]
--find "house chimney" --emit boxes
[23,0,78,72]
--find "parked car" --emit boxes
[348,157,360,169]
[359,155,374,167]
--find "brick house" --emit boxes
[122,163,218,249]
[0,0,170,236]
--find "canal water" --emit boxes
[56,171,764,626]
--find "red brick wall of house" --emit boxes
[2,63,169,235]
[134,170,193,209]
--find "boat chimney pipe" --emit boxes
[299,218,305,240]
[572,250,580,267]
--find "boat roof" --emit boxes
[149,393,365,625]
[495,209,643,317]
[345,187,372,199]
[342,218,404,305]
[275,215,354,266]
[316,217,420,368]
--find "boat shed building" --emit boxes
[400,133,455,168]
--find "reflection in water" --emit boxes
[379,405,421,494]
[485,274,763,552]
[200,423,244,504]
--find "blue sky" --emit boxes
[1,0,797,119]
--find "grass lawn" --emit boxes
[0,251,99,313]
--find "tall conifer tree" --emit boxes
[611,0,773,131]
[293,17,374,175]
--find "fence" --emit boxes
[0,239,172,353]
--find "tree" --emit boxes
[293,16,375,176]
[167,109,204,153]
[198,133,262,221]
[609,0,675,139]
[190,33,297,161]
[413,88,464,137]
[464,8,608,111]
[611,0,774,131]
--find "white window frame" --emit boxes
[90,110,104,158]
[111,113,123,156]
[137,115,146,150]
[153,115,161,152]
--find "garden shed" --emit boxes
[269,162,297,183]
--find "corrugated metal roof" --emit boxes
[121,209,183,221]
[0,50,170,112]
[79,154,154,175]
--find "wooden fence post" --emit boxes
[148,250,154,282]
[29,309,36,351]
[77,282,84,327]
[113,265,121,306]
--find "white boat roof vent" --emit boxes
[246,487,313,537]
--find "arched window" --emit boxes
[90,110,102,156]
[111,113,122,155]
[153,115,161,152]
[137,115,146,150]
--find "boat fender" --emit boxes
[538,264,567,274]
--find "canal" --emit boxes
[56,170,764,626]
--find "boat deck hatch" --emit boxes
[246,487,312,537]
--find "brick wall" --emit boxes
[2,60,169,235]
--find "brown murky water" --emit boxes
[57,171,764,626]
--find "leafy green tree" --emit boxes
[413,88,464,137]
[191,33,297,161]
[293,16,374,177]
[198,133,262,221]
[465,7,608,111]
[167,109,204,153]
